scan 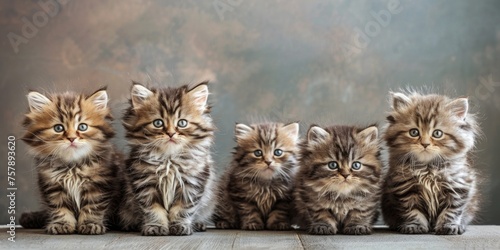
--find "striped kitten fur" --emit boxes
[382,92,480,235]
[213,122,300,230]
[294,125,382,235]
[118,82,216,236]
[20,88,123,235]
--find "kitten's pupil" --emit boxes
[274,149,283,156]
[177,119,188,128]
[352,161,362,170]
[328,161,339,170]
[254,150,263,157]
[78,123,88,131]
[54,124,64,133]
[432,129,443,138]
[153,119,164,128]
[409,128,420,137]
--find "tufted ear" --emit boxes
[390,92,412,111]
[235,123,253,141]
[280,122,300,143]
[186,82,209,112]
[307,125,329,145]
[357,126,378,145]
[131,83,153,108]
[447,97,468,120]
[87,88,108,111]
[27,91,51,112]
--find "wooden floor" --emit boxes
[3,226,500,249]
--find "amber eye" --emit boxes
[54,124,64,133]
[352,161,362,170]
[432,129,443,138]
[409,129,420,137]
[327,161,339,170]
[254,150,263,157]
[153,119,164,128]
[177,119,188,128]
[78,123,88,131]
[274,149,283,156]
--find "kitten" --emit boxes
[294,125,382,235]
[20,88,122,235]
[118,82,216,236]
[213,122,300,230]
[382,92,480,235]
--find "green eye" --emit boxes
[327,161,339,170]
[254,150,263,157]
[54,124,64,133]
[177,119,188,128]
[274,149,283,156]
[153,119,164,128]
[432,129,443,138]
[78,123,88,131]
[409,129,420,137]
[352,161,362,170]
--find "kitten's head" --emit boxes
[301,125,381,196]
[233,122,299,181]
[123,82,214,155]
[22,88,114,163]
[385,92,479,163]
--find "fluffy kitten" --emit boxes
[213,122,300,230]
[118,82,216,236]
[382,92,480,235]
[294,125,382,235]
[20,88,122,235]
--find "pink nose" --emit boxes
[68,137,76,142]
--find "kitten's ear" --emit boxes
[390,92,411,111]
[307,126,329,145]
[131,83,153,108]
[447,97,468,120]
[281,123,300,142]
[357,126,378,145]
[87,89,108,110]
[27,91,51,112]
[235,123,253,140]
[186,82,209,112]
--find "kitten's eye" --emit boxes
[432,129,443,138]
[409,129,420,137]
[53,124,64,133]
[274,149,283,157]
[352,161,362,170]
[327,161,339,170]
[254,150,263,157]
[177,119,188,128]
[78,123,88,131]
[153,119,164,128]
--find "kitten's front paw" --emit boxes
[215,220,237,229]
[308,223,337,235]
[267,222,291,231]
[46,223,76,235]
[398,224,429,234]
[142,224,169,236]
[78,222,106,235]
[343,225,372,235]
[241,222,264,231]
[193,222,206,232]
[169,223,193,236]
[435,224,465,235]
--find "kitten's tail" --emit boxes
[20,210,48,229]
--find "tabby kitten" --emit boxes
[20,88,122,235]
[294,125,382,235]
[118,82,216,236]
[382,92,480,235]
[213,122,299,231]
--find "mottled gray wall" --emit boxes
[1,0,499,225]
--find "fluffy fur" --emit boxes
[382,92,480,235]
[20,88,123,235]
[213,122,300,230]
[294,125,382,235]
[118,82,216,236]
